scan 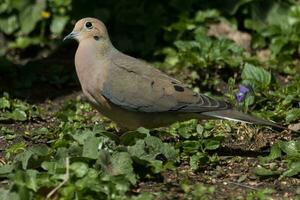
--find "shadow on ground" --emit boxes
[0,42,80,103]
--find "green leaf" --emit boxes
[111,152,136,184]
[74,168,100,193]
[0,164,14,175]
[191,183,215,198]
[97,150,112,172]
[241,63,271,90]
[9,1,28,11]
[0,188,19,200]
[144,136,177,161]
[70,162,89,178]
[14,145,51,170]
[10,109,27,121]
[243,94,255,107]
[0,97,10,109]
[19,0,46,34]
[196,124,204,135]
[288,5,300,25]
[41,161,61,174]
[128,136,177,173]
[9,36,43,49]
[50,15,69,34]
[12,170,39,192]
[128,140,147,159]
[169,120,198,138]
[6,142,27,159]
[0,15,19,34]
[204,139,220,150]
[195,10,219,22]
[120,128,148,146]
[31,144,50,156]
[259,143,282,163]
[15,151,33,170]
[190,153,208,170]
[131,193,154,200]
[182,141,200,155]
[60,185,76,199]
[72,129,95,145]
[82,135,100,159]
[285,108,300,123]
[282,161,300,177]
[25,170,38,192]
[278,141,300,157]
[255,166,281,176]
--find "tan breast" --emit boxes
[75,40,109,109]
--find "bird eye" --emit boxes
[85,21,93,29]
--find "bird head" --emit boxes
[63,17,110,43]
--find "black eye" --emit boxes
[85,22,93,29]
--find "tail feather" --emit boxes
[201,109,298,133]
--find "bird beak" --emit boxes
[63,31,79,41]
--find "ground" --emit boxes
[1,90,299,199]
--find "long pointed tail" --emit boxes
[201,109,298,133]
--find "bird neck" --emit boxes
[96,41,116,58]
[75,39,114,94]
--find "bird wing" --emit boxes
[100,52,231,113]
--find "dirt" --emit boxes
[208,22,252,51]
[137,158,300,199]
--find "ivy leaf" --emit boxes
[0,164,14,175]
[15,144,50,169]
[25,170,39,192]
[70,162,89,178]
[15,151,33,170]
[120,127,149,145]
[128,136,177,173]
[282,161,300,177]
[278,141,300,157]
[82,135,101,159]
[0,188,19,200]
[285,108,300,123]
[111,152,136,184]
[241,63,271,90]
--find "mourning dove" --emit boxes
[63,17,286,131]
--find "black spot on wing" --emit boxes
[151,80,155,87]
[168,104,188,111]
[174,85,184,92]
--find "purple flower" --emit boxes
[236,85,250,102]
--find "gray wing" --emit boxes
[101,52,231,113]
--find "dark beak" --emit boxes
[63,31,79,41]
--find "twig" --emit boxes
[46,157,70,199]
[226,181,258,191]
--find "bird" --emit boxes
[63,17,289,132]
